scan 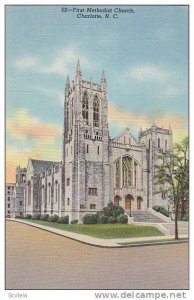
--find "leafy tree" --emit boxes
[154,137,189,239]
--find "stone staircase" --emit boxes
[126,210,168,223]
[161,222,189,235]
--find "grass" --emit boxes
[24,219,164,239]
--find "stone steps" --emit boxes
[161,222,189,235]
[125,210,167,223]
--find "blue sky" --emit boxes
[6,5,188,181]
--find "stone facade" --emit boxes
[11,61,173,223]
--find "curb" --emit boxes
[6,218,189,249]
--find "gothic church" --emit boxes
[16,61,173,223]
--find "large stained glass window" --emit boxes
[122,157,132,187]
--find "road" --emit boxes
[6,220,189,290]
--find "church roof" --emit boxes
[31,159,59,173]
[112,128,139,145]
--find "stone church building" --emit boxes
[17,61,173,223]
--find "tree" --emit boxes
[154,137,189,240]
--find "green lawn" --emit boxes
[25,219,164,239]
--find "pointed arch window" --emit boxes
[93,95,99,127]
[82,92,89,125]
[165,139,167,150]
[27,181,31,205]
[115,159,120,188]
[122,157,132,187]
[134,162,138,187]
[158,138,160,148]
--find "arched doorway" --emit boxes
[114,195,121,206]
[125,194,134,210]
[137,196,143,210]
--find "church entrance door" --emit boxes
[125,199,131,210]
[137,197,143,210]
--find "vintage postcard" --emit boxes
[4,3,189,297]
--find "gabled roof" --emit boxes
[112,128,140,145]
[31,159,59,173]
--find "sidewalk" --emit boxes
[7,218,189,248]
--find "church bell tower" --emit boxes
[63,60,111,223]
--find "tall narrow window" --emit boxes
[93,95,99,127]
[148,139,151,149]
[27,181,31,205]
[115,159,120,188]
[82,92,89,125]
[87,144,89,153]
[97,146,100,155]
[122,157,132,187]
[42,185,44,206]
[48,183,51,204]
[134,162,138,187]
[158,138,160,148]
[55,181,58,203]
[165,139,167,150]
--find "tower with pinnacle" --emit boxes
[138,122,173,208]
[63,60,111,222]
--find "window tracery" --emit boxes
[82,92,89,124]
[93,95,99,127]
[122,157,132,187]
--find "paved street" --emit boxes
[6,220,189,290]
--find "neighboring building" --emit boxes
[5,183,15,217]
[14,166,27,217]
[10,61,173,223]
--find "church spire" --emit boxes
[101,70,107,93]
[101,70,106,82]
[66,75,70,86]
[76,58,82,77]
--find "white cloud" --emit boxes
[15,47,95,76]
[108,103,187,143]
[15,57,38,69]
[162,87,185,97]
[128,64,170,82]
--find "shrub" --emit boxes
[57,216,69,224]
[32,214,41,220]
[117,214,128,224]
[71,219,78,224]
[108,216,117,224]
[83,214,98,224]
[153,206,169,217]
[16,214,24,219]
[40,214,49,221]
[103,202,124,218]
[48,214,59,223]
[97,213,108,224]
[26,214,32,219]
